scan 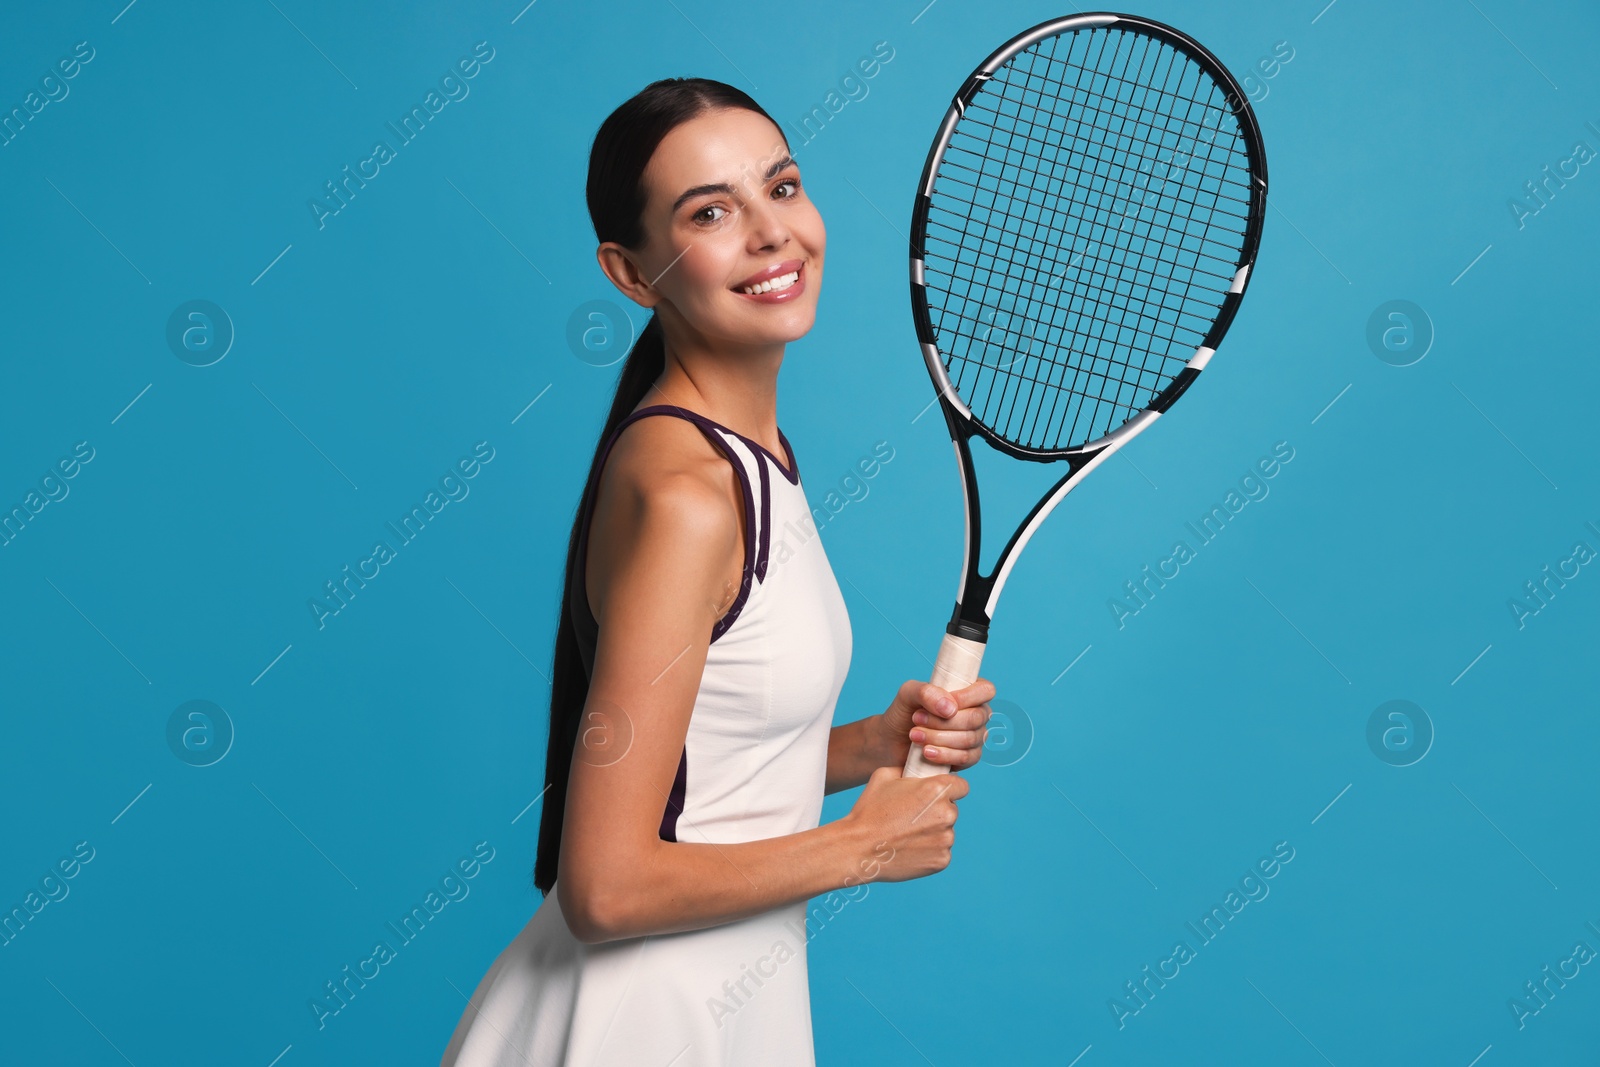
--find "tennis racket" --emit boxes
[902,12,1268,777]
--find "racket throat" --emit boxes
[946,600,992,643]
[944,437,1119,642]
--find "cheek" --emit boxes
[804,206,826,256]
[666,239,737,303]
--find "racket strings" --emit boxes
[996,29,1250,302]
[921,203,1241,342]
[921,160,1248,279]
[922,224,1230,351]
[1001,35,1246,444]
[922,24,1254,451]
[953,34,1246,447]
[961,31,1244,446]
[929,152,1251,231]
[950,46,1255,232]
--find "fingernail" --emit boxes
[940,700,956,715]
[910,729,925,743]
[924,744,938,758]
[912,711,926,725]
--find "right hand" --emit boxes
[843,765,970,883]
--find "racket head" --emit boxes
[910,12,1268,460]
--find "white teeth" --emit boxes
[741,269,799,295]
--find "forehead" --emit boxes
[643,108,790,210]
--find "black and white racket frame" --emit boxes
[909,11,1269,648]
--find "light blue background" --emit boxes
[2,0,1596,1063]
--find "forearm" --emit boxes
[825,713,908,795]
[570,814,876,943]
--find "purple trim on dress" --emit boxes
[571,405,761,649]
[706,435,757,643]
[631,403,799,485]
[774,428,800,484]
[751,428,799,485]
[754,450,771,583]
[569,405,767,845]
[659,747,687,842]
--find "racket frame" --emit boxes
[908,10,1269,646]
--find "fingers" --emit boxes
[908,724,986,752]
[915,736,987,769]
[951,677,996,708]
[911,705,991,731]
[918,678,995,718]
[901,678,995,770]
[916,681,958,718]
[909,769,969,800]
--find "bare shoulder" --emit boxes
[586,414,745,626]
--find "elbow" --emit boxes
[558,880,629,945]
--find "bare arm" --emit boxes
[557,435,874,943]
[824,715,906,795]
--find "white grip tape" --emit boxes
[901,631,989,778]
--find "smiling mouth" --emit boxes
[740,270,800,295]
[734,261,805,295]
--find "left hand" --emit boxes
[876,677,995,772]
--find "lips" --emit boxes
[732,259,805,292]
[732,261,807,304]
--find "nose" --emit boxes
[744,196,790,250]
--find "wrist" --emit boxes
[866,712,910,768]
[831,808,884,888]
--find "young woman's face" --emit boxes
[632,107,825,348]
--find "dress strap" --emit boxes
[570,406,767,675]
[569,406,769,845]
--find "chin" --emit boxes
[724,302,818,344]
[774,306,820,343]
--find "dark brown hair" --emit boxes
[534,78,784,894]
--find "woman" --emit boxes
[441,76,996,1067]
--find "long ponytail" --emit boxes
[533,79,780,895]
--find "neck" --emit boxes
[642,327,784,452]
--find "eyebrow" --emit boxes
[671,154,797,214]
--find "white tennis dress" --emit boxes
[440,404,853,1067]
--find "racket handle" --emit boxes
[901,631,988,778]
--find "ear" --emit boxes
[595,243,660,309]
